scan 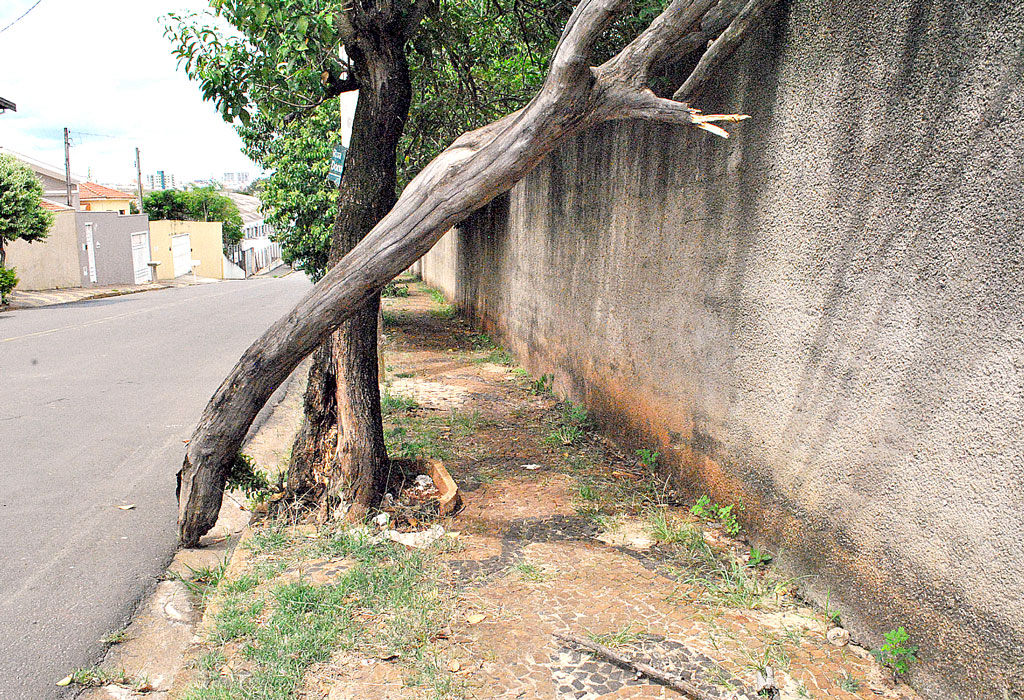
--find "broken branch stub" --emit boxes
[177,0,772,545]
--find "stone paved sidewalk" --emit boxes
[296,281,924,700]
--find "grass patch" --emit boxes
[246,526,292,555]
[99,629,129,645]
[588,623,645,648]
[838,670,861,693]
[646,510,702,546]
[513,561,552,582]
[170,556,231,606]
[382,387,419,414]
[184,528,458,700]
[65,667,149,691]
[427,289,456,320]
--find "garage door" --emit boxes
[171,234,192,277]
[131,233,151,284]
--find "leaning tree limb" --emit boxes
[177,0,782,545]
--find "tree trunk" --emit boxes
[178,0,778,545]
[286,18,412,519]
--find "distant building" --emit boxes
[223,192,282,276]
[146,170,176,190]
[79,182,135,215]
[222,171,251,191]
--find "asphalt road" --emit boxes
[0,274,311,700]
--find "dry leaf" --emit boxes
[467,613,487,625]
[56,676,72,687]
[448,660,461,673]
[269,492,286,502]
[117,504,136,511]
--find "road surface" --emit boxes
[0,274,311,699]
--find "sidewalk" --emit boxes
[5,276,220,310]
[149,278,922,700]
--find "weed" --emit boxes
[838,670,861,692]
[588,623,645,648]
[545,424,583,446]
[99,629,128,645]
[385,424,445,460]
[636,449,659,470]
[382,281,410,297]
[690,495,743,536]
[483,347,515,366]
[66,667,150,691]
[247,525,291,555]
[395,371,416,378]
[823,588,842,627]
[795,681,813,698]
[872,626,918,677]
[577,482,599,501]
[196,649,226,673]
[513,561,551,582]
[226,453,274,505]
[511,367,529,378]
[470,332,496,349]
[382,309,403,327]
[646,510,701,546]
[528,373,553,395]
[172,556,230,603]
[560,401,593,430]
[405,648,467,699]
[382,387,419,414]
[427,289,456,319]
[748,547,773,568]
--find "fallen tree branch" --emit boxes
[176,0,780,545]
[554,632,716,700]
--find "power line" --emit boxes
[0,0,44,35]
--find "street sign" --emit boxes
[327,143,347,185]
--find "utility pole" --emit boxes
[63,127,72,207]
[135,147,144,213]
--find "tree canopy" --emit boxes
[142,186,244,245]
[0,153,52,270]
[164,0,578,278]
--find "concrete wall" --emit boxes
[5,210,80,290]
[76,212,151,287]
[417,1,1024,698]
[148,220,224,280]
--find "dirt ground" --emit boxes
[176,277,924,700]
[288,280,920,700]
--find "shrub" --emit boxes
[0,266,18,304]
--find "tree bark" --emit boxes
[287,10,413,519]
[178,0,780,545]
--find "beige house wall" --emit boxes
[148,220,225,280]
[81,198,133,214]
[6,210,80,290]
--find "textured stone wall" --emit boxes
[417,1,1024,698]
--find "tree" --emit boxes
[142,187,244,246]
[177,0,781,545]
[167,0,570,525]
[0,153,52,272]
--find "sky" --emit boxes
[0,0,261,186]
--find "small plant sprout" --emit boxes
[747,547,772,568]
[690,495,743,535]
[872,626,918,677]
[636,449,659,471]
[528,373,554,395]
[838,670,861,692]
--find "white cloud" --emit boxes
[0,0,259,185]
